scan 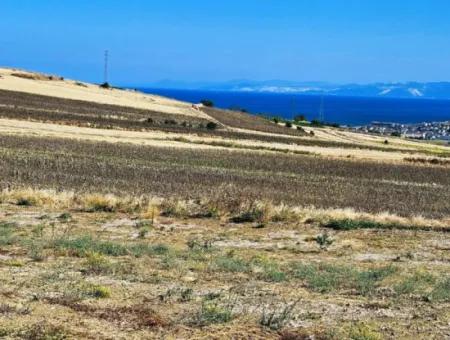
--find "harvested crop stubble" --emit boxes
[0,134,449,218]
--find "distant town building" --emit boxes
[354,121,450,142]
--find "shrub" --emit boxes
[285,121,293,128]
[230,201,273,224]
[200,99,214,107]
[17,197,33,206]
[82,252,113,275]
[88,284,111,299]
[316,233,334,250]
[164,119,177,125]
[83,194,116,212]
[58,212,72,222]
[160,199,189,218]
[271,205,297,222]
[187,238,214,251]
[193,301,233,326]
[294,114,307,122]
[28,242,46,262]
[259,300,298,330]
[206,122,218,130]
[100,82,111,89]
[138,226,150,239]
[310,119,324,127]
[324,219,385,231]
[348,323,383,340]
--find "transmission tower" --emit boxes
[319,95,325,122]
[104,50,109,84]
[291,96,296,120]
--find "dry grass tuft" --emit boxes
[0,188,74,208]
[0,188,448,231]
[80,193,144,213]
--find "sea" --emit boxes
[140,88,450,126]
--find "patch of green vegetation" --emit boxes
[82,252,114,275]
[58,212,72,222]
[53,235,170,258]
[131,243,170,257]
[0,328,10,337]
[53,236,128,257]
[192,301,233,326]
[0,222,17,246]
[28,241,46,262]
[348,323,383,340]
[187,238,215,252]
[323,218,441,232]
[316,232,334,250]
[16,322,69,340]
[323,219,386,231]
[394,272,435,296]
[65,281,112,300]
[212,254,287,282]
[88,284,111,299]
[429,277,450,302]
[292,263,396,295]
[4,259,24,267]
[213,255,249,273]
[251,256,287,282]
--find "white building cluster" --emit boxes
[354,121,450,141]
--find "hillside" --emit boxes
[0,68,449,339]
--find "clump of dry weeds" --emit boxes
[1,188,448,231]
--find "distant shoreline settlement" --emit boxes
[352,121,450,141]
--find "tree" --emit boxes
[294,114,307,122]
[310,119,324,127]
[200,99,214,107]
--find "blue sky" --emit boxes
[1,0,450,85]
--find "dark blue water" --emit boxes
[140,88,450,126]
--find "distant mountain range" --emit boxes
[149,80,450,100]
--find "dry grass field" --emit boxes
[0,69,449,339]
